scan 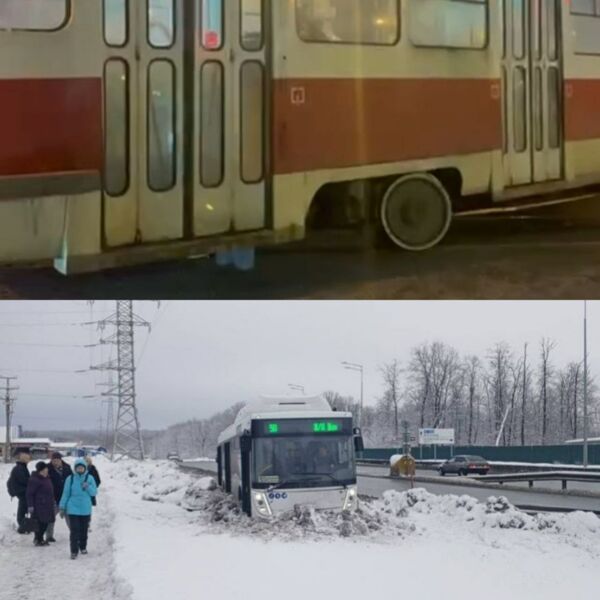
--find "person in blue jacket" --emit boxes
[59,458,97,559]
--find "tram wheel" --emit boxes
[379,173,452,251]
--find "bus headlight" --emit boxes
[253,492,272,517]
[342,487,357,512]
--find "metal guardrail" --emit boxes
[473,470,600,490]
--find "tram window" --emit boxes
[147,60,176,192]
[104,59,130,197]
[240,61,265,184]
[547,0,557,60]
[533,68,543,152]
[513,67,527,153]
[512,0,525,59]
[547,67,560,150]
[409,0,488,49]
[571,0,600,54]
[0,0,68,31]
[241,0,263,51]
[148,0,175,48]
[295,0,399,45]
[201,0,224,50]
[104,0,128,47]
[200,62,225,188]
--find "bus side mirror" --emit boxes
[240,435,252,453]
[354,436,364,453]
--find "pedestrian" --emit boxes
[84,455,101,488]
[59,458,97,560]
[5,447,31,534]
[46,451,73,542]
[25,461,56,547]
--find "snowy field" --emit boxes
[1,458,600,600]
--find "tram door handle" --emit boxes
[229,48,236,64]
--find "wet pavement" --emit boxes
[3,196,600,299]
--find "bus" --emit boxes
[1,1,600,273]
[216,396,364,518]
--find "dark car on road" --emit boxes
[439,455,490,476]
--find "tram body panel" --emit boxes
[0,0,103,262]
[1,1,600,267]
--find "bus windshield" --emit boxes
[253,435,356,488]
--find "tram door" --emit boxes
[103,0,185,247]
[193,0,268,237]
[502,0,563,186]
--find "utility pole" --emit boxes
[91,301,149,461]
[583,301,589,468]
[1,376,18,464]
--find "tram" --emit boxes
[1,0,600,272]
[216,396,364,518]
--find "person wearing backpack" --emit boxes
[59,458,97,559]
[6,447,31,534]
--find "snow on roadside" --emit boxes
[117,459,600,554]
[104,458,600,600]
[0,459,132,600]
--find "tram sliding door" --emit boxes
[103,0,185,247]
[193,0,268,237]
[502,0,563,186]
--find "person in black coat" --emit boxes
[6,447,31,533]
[84,455,101,487]
[26,461,56,546]
[46,452,72,542]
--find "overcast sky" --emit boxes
[0,300,595,431]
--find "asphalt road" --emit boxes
[358,464,600,503]
[4,196,600,299]
[181,460,600,513]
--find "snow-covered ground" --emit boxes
[2,458,600,600]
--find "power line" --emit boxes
[0,342,90,348]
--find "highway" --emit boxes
[179,460,600,514]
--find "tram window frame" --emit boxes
[409,0,490,51]
[201,0,224,51]
[103,58,131,198]
[147,0,176,50]
[103,0,129,48]
[200,61,225,189]
[240,0,264,51]
[295,0,401,47]
[571,0,600,55]
[146,59,178,193]
[0,0,70,32]
[239,60,266,184]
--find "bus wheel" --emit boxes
[379,173,452,251]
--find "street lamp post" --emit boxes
[583,301,589,469]
[342,361,363,427]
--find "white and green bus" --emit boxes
[216,396,364,518]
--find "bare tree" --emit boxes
[464,356,481,444]
[538,338,556,444]
[380,359,402,442]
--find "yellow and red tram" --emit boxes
[0,0,599,271]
